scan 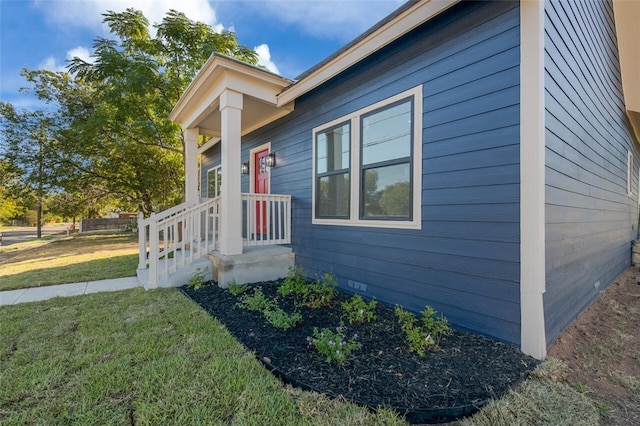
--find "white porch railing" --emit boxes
[138,193,291,289]
[138,197,221,289]
[241,193,291,246]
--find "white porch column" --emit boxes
[184,127,200,205]
[219,89,244,255]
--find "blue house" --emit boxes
[137,0,640,360]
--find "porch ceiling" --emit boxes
[169,53,295,136]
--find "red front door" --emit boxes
[254,149,269,235]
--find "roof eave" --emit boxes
[276,0,460,107]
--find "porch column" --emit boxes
[184,127,199,205]
[219,89,244,255]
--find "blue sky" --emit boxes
[0,0,404,110]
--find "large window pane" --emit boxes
[362,163,411,219]
[362,100,411,166]
[316,123,350,174]
[317,174,350,218]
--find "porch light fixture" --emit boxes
[242,162,249,174]
[266,152,276,168]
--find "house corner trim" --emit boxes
[520,0,547,360]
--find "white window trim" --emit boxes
[249,142,272,194]
[311,85,422,229]
[628,150,633,196]
[206,165,222,198]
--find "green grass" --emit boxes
[0,232,138,291]
[0,288,405,425]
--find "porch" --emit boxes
[135,54,297,289]
[136,193,293,289]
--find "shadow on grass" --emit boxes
[0,254,138,291]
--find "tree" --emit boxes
[64,8,259,215]
[0,103,59,236]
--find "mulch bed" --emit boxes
[180,280,538,424]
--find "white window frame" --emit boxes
[628,150,633,196]
[206,165,222,198]
[312,85,422,229]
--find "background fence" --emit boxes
[80,218,136,232]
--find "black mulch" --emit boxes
[180,281,539,424]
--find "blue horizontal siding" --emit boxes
[543,0,638,345]
[235,1,522,345]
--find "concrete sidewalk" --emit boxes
[0,277,143,306]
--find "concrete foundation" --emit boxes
[209,245,294,287]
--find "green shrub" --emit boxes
[228,282,250,296]
[264,308,302,330]
[277,267,337,308]
[395,305,451,355]
[305,273,337,308]
[307,326,361,364]
[236,288,275,312]
[187,267,209,290]
[342,294,377,324]
[277,265,309,297]
[236,287,301,330]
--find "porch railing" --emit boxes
[138,197,221,289]
[138,193,291,289]
[241,193,291,246]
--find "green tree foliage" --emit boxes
[64,8,259,215]
[2,8,258,222]
[0,160,24,223]
[0,103,59,234]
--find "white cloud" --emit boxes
[66,46,93,64]
[256,0,404,41]
[38,56,66,72]
[255,44,280,75]
[37,46,94,74]
[38,0,219,33]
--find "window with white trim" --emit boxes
[207,165,222,198]
[312,85,422,229]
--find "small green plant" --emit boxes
[236,288,275,312]
[264,308,302,330]
[187,267,209,290]
[236,287,301,330]
[395,305,451,355]
[307,326,361,364]
[342,294,377,324]
[305,273,338,308]
[228,281,250,296]
[277,267,337,308]
[277,265,309,297]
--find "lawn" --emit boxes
[0,288,403,424]
[1,233,637,424]
[0,232,138,291]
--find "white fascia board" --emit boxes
[276,0,460,107]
